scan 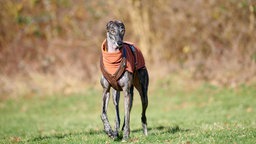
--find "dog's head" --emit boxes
[106,20,125,48]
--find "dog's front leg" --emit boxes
[101,88,114,137]
[100,77,114,138]
[112,89,120,138]
[118,72,133,141]
[122,87,132,141]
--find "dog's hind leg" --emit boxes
[112,89,120,138]
[135,69,149,136]
[100,76,114,138]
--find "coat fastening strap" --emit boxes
[100,48,127,90]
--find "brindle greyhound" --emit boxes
[100,20,149,141]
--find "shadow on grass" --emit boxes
[27,129,102,142]
[132,125,190,134]
[28,125,189,142]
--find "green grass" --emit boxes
[0,84,255,143]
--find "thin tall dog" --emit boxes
[100,20,149,141]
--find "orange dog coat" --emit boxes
[101,39,145,75]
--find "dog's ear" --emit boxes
[106,21,114,31]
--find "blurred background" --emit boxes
[0,0,255,98]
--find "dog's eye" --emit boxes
[110,29,116,34]
[120,30,125,34]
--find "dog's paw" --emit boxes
[106,130,114,138]
[121,136,129,142]
[112,131,119,140]
[142,123,148,136]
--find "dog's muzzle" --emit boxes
[117,41,123,48]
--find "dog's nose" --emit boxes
[117,41,123,47]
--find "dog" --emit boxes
[100,20,149,141]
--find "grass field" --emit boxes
[0,83,255,143]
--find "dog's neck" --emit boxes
[106,35,120,53]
